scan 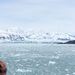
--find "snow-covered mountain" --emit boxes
[0,27,75,43]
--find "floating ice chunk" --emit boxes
[16,69,24,72]
[49,61,56,65]
[65,69,69,71]
[35,64,39,67]
[11,54,21,57]
[73,72,75,75]
[16,69,32,72]
[14,54,21,56]
[66,74,69,75]
[51,56,59,59]
[15,59,20,62]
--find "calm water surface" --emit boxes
[0,43,75,75]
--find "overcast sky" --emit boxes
[0,0,75,34]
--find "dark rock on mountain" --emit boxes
[58,40,75,44]
[64,40,75,44]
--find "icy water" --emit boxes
[0,43,75,75]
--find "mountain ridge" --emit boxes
[0,27,75,43]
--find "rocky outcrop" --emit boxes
[64,40,75,44]
[58,40,75,44]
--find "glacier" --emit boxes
[0,27,75,43]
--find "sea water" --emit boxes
[0,43,75,75]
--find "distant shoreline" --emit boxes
[0,41,75,44]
